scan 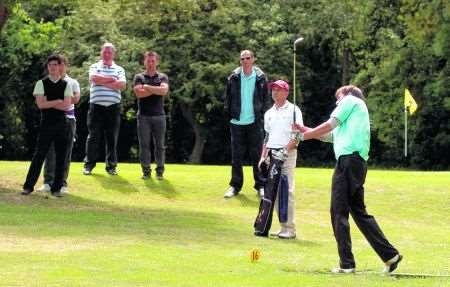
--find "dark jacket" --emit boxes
[224,66,271,123]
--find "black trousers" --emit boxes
[23,120,69,192]
[43,118,76,186]
[331,153,398,269]
[229,122,265,191]
[84,103,121,170]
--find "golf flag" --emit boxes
[404,88,417,115]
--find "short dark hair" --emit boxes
[47,54,62,64]
[144,51,160,61]
[335,85,365,101]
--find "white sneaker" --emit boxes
[255,187,264,198]
[60,186,69,194]
[331,267,356,274]
[269,230,282,237]
[37,184,51,192]
[278,230,296,239]
[224,186,238,199]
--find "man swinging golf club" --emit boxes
[297,85,402,274]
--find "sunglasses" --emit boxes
[240,57,252,60]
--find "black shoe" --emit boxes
[106,168,117,175]
[142,167,151,180]
[384,254,403,274]
[21,188,33,195]
[156,173,163,180]
[51,191,63,198]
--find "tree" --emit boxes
[0,2,65,159]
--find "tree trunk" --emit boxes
[179,103,207,164]
[0,5,8,33]
[342,45,350,85]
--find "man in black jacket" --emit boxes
[223,50,271,199]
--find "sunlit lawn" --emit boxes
[0,161,449,286]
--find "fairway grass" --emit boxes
[0,161,449,287]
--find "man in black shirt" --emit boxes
[133,51,169,180]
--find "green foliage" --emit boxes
[1,162,450,286]
[0,3,65,159]
[0,0,448,168]
[352,0,450,168]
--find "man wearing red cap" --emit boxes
[223,50,271,199]
[257,80,303,239]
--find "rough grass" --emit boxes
[0,161,449,287]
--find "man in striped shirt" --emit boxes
[83,42,126,175]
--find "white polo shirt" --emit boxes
[264,101,303,149]
[64,74,80,120]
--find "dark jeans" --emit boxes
[23,120,69,192]
[43,118,76,187]
[137,114,166,174]
[331,152,398,269]
[229,122,265,191]
[84,103,121,170]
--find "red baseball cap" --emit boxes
[268,80,289,91]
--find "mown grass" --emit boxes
[0,161,449,287]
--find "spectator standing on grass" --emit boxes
[223,49,271,199]
[22,54,73,198]
[83,42,126,176]
[133,51,169,180]
[37,55,80,194]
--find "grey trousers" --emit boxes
[43,118,76,187]
[137,114,166,174]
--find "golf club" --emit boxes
[293,36,304,122]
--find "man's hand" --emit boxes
[258,156,267,170]
[295,124,312,133]
[90,74,115,85]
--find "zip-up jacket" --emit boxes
[224,66,271,123]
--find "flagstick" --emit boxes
[404,107,408,157]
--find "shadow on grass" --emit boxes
[391,273,450,278]
[91,173,140,193]
[235,193,259,207]
[0,187,246,246]
[143,177,178,199]
[268,236,321,247]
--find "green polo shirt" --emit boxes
[330,95,370,161]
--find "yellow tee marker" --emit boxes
[250,249,261,263]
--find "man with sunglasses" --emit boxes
[223,50,271,199]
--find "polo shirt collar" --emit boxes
[274,100,290,110]
[101,61,115,68]
[48,75,61,83]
